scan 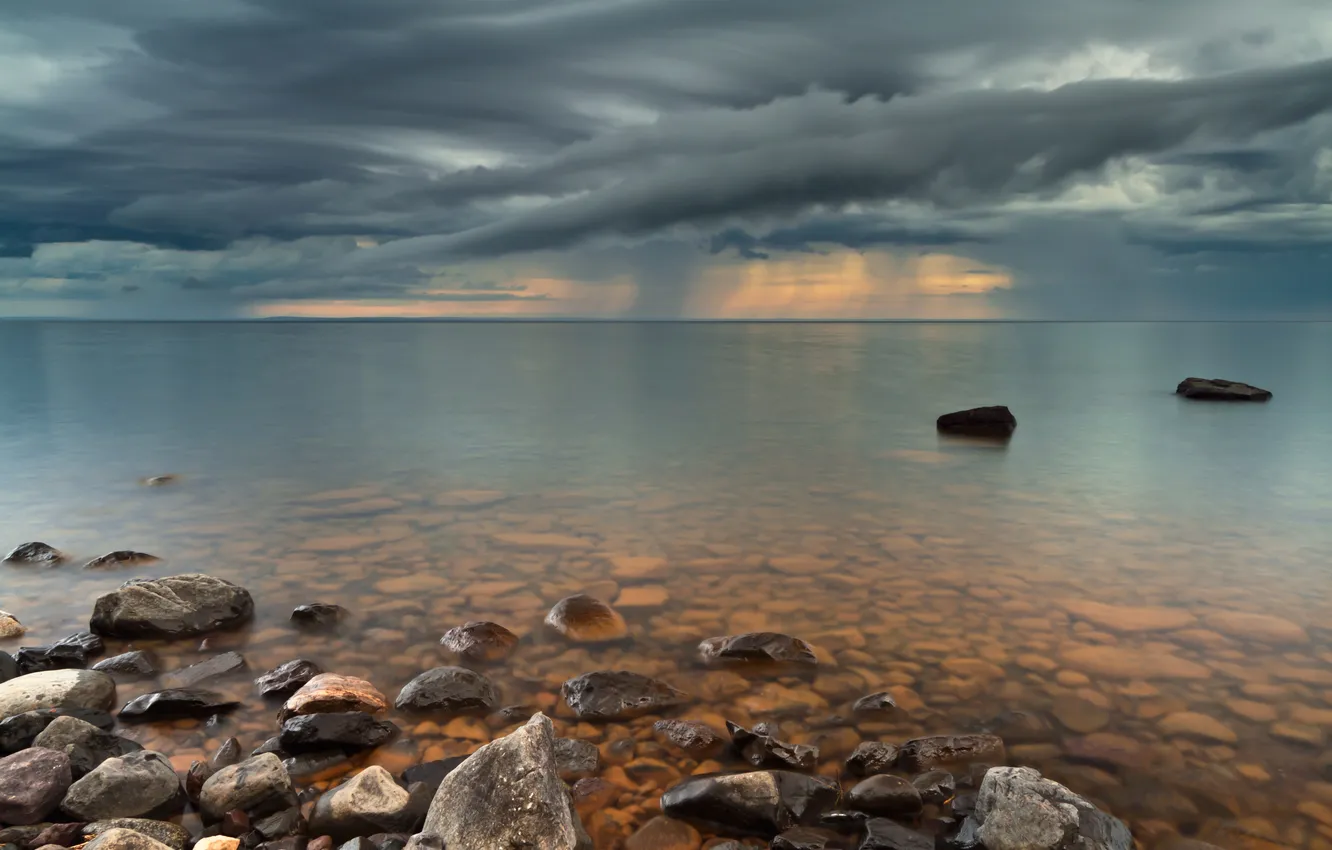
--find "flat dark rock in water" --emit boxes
[119,689,241,722]
[278,711,399,754]
[16,644,91,675]
[846,775,923,818]
[393,667,499,714]
[161,652,246,689]
[84,552,162,570]
[90,574,254,639]
[93,652,159,678]
[698,632,818,667]
[660,770,840,837]
[1176,377,1272,401]
[560,670,688,721]
[728,721,819,770]
[438,621,518,663]
[290,604,347,628]
[3,542,65,566]
[256,660,323,698]
[896,734,1005,772]
[936,406,1017,437]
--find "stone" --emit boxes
[84,552,161,570]
[422,713,587,849]
[33,714,142,777]
[256,660,323,698]
[89,575,254,639]
[0,652,13,685]
[913,771,956,805]
[0,670,117,720]
[653,719,726,757]
[213,737,243,768]
[118,689,240,722]
[291,604,347,628]
[1204,611,1308,644]
[400,758,466,797]
[281,675,387,721]
[896,735,1005,772]
[200,753,298,822]
[0,747,72,824]
[0,613,25,640]
[32,822,87,847]
[186,759,212,804]
[1051,695,1110,734]
[851,692,898,715]
[438,622,518,663]
[1271,721,1325,747]
[195,839,241,850]
[84,820,191,850]
[393,668,498,715]
[554,738,599,781]
[310,766,423,842]
[624,816,701,849]
[846,775,923,817]
[1058,645,1211,680]
[544,595,628,643]
[279,712,399,754]
[4,543,65,565]
[61,750,186,821]
[1158,712,1237,744]
[771,828,840,850]
[0,707,115,753]
[1057,599,1194,633]
[93,652,158,678]
[659,771,839,838]
[15,645,90,675]
[697,633,817,668]
[845,743,899,777]
[83,828,176,850]
[935,406,1016,437]
[860,819,933,850]
[974,766,1132,850]
[1175,377,1272,401]
[561,671,688,721]
[162,653,246,689]
[727,722,818,770]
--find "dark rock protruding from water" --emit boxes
[660,770,840,838]
[846,775,923,818]
[256,660,323,698]
[861,819,934,850]
[60,750,186,821]
[913,770,956,805]
[422,713,588,849]
[279,712,399,754]
[93,652,158,678]
[544,595,628,643]
[1176,377,1272,401]
[771,828,843,850]
[291,604,347,629]
[310,766,427,842]
[698,633,818,667]
[3,543,65,566]
[393,667,498,715]
[212,737,243,768]
[199,753,299,822]
[90,574,254,639]
[16,644,90,675]
[162,652,246,689]
[400,758,467,797]
[936,406,1017,438]
[973,766,1132,850]
[0,748,72,824]
[438,621,518,663]
[83,552,161,570]
[32,714,142,777]
[845,743,900,777]
[561,671,688,721]
[896,735,1005,772]
[728,721,818,770]
[0,651,15,684]
[118,689,241,722]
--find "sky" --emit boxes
[1,0,1331,320]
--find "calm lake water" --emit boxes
[3,320,1332,848]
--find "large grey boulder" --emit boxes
[82,827,176,850]
[422,713,590,849]
[0,747,72,824]
[89,575,254,638]
[310,766,428,842]
[33,714,141,776]
[61,750,186,821]
[0,669,117,720]
[199,753,297,822]
[974,766,1132,850]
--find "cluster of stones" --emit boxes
[0,571,1146,850]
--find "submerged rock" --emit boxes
[652,719,726,758]
[973,766,1132,850]
[0,669,117,719]
[84,552,161,570]
[913,770,957,805]
[281,674,387,721]
[400,758,467,797]
[256,660,323,698]
[852,692,899,715]
[438,622,518,663]
[1175,377,1272,401]
[625,816,702,849]
[698,633,818,668]
[393,667,498,715]
[93,652,159,678]
[896,734,1005,772]
[422,713,588,849]
[89,575,254,639]
[118,689,240,722]
[310,766,426,842]
[161,653,246,689]
[32,714,142,776]
[728,721,818,770]
[4,542,65,566]
[0,747,72,824]
[936,405,1017,437]
[291,604,346,629]
[544,595,628,643]
[846,775,923,818]
[279,712,399,754]
[553,738,599,781]
[200,753,298,822]
[61,750,186,821]
[561,671,688,721]
[659,770,840,838]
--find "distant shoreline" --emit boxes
[0,318,1328,325]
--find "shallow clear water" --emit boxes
[2,321,1332,847]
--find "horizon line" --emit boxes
[0,317,1329,325]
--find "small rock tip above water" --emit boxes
[1175,377,1272,401]
[936,405,1017,438]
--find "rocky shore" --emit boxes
[0,572,1143,849]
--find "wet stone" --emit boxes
[93,652,158,678]
[1175,377,1272,401]
[860,819,934,850]
[728,721,819,771]
[393,667,498,715]
[281,675,388,721]
[847,775,923,818]
[90,575,254,639]
[544,595,629,643]
[561,671,688,721]
[162,653,246,689]
[32,822,87,848]
[935,406,1016,437]
[1052,695,1110,735]
[83,552,161,570]
[660,771,840,838]
[399,758,466,797]
[32,714,142,777]
[852,692,899,716]
[256,660,323,699]
[438,622,518,663]
[771,827,842,850]
[913,771,957,805]
[973,766,1132,850]
[653,719,726,758]
[279,712,399,754]
[291,605,347,629]
[61,750,187,821]
[846,743,900,777]
[0,747,72,824]
[309,766,424,843]
[896,735,1006,772]
[187,759,213,804]
[212,737,243,768]
[4,542,65,566]
[16,645,90,675]
[0,707,114,754]
[553,737,599,781]
[118,689,241,723]
[698,633,817,668]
